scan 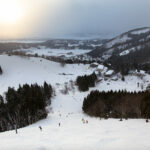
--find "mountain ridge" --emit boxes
[88,27,150,60]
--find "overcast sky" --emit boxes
[34,0,150,39]
[0,0,150,39]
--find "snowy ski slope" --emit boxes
[0,55,150,150]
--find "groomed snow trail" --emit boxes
[0,90,150,150]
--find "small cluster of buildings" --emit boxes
[89,62,114,78]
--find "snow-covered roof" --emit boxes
[140,70,145,74]
[95,71,99,75]
[105,70,114,75]
[92,62,99,66]
[97,64,104,70]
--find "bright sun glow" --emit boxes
[0,0,24,25]
[0,0,49,39]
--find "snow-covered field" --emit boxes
[0,54,150,150]
[16,47,92,58]
[0,55,93,94]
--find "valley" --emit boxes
[1,27,150,150]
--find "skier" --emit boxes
[15,124,18,134]
[105,114,109,120]
[137,82,140,88]
[59,123,61,127]
[39,126,42,131]
[82,118,85,124]
[86,120,88,124]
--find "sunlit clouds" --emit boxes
[0,0,150,39]
[0,0,49,39]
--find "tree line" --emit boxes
[0,82,53,132]
[76,73,97,91]
[83,90,150,120]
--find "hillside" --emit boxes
[88,27,150,74]
[89,27,150,59]
[0,55,150,149]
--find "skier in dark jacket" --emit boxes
[39,126,42,131]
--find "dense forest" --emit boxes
[107,45,150,75]
[0,82,53,132]
[83,90,150,120]
[76,73,97,91]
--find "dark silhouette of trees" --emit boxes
[76,73,97,91]
[83,90,150,119]
[141,93,150,119]
[0,82,53,132]
[43,82,53,104]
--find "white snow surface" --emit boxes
[17,47,92,58]
[119,50,130,56]
[0,55,94,94]
[119,46,142,56]
[106,35,131,48]
[0,55,150,150]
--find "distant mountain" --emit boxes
[89,27,150,59]
[0,38,107,53]
[88,27,150,74]
[43,39,106,50]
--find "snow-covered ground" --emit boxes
[0,55,93,94]
[16,47,92,58]
[0,54,150,150]
[106,35,131,49]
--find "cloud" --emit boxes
[34,0,150,38]
[1,0,150,39]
